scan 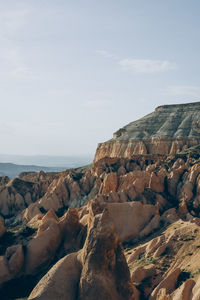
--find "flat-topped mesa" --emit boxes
[94,102,200,162]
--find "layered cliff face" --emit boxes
[94,102,200,162]
[1,103,200,299]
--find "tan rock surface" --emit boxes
[131,264,156,284]
[100,172,118,195]
[0,245,24,286]
[78,209,135,300]
[1,116,200,299]
[107,201,157,242]
[171,279,195,300]
[94,103,200,162]
[25,218,62,275]
[28,252,82,300]
[150,268,181,299]
[29,207,137,300]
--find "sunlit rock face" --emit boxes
[94,102,200,162]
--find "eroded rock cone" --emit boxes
[28,208,136,300]
[78,208,136,300]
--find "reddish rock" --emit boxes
[0,217,6,237]
[28,252,82,300]
[172,279,195,300]
[94,103,200,162]
[150,268,181,299]
[149,172,164,193]
[192,276,200,300]
[100,172,118,195]
[78,209,135,300]
[59,208,83,253]
[117,165,126,176]
[5,244,24,276]
[106,202,157,242]
[118,170,151,193]
[29,207,137,300]
[145,235,165,256]
[153,242,167,259]
[25,218,62,275]
[131,264,156,285]
[39,176,69,211]
[87,199,158,243]
[139,215,160,238]
[167,165,185,197]
[23,202,42,222]
[0,245,24,286]
[127,245,147,264]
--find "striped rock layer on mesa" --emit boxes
[94,102,200,162]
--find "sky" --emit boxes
[0,0,200,157]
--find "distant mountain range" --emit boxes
[0,154,93,178]
[0,163,67,178]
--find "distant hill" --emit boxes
[0,154,92,168]
[0,163,67,178]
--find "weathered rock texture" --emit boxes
[28,210,136,300]
[1,103,200,299]
[94,102,200,162]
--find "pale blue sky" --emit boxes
[0,0,200,156]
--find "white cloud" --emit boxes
[96,50,177,74]
[119,59,177,73]
[96,50,117,59]
[162,85,200,97]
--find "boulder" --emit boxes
[28,252,82,300]
[24,218,62,275]
[171,279,195,300]
[150,268,181,299]
[39,176,69,211]
[145,235,165,256]
[131,264,156,285]
[0,245,24,286]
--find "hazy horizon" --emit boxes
[0,153,93,167]
[1,1,200,156]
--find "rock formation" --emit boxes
[28,209,136,300]
[1,102,200,299]
[94,102,200,162]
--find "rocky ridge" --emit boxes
[0,103,200,299]
[94,102,200,162]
